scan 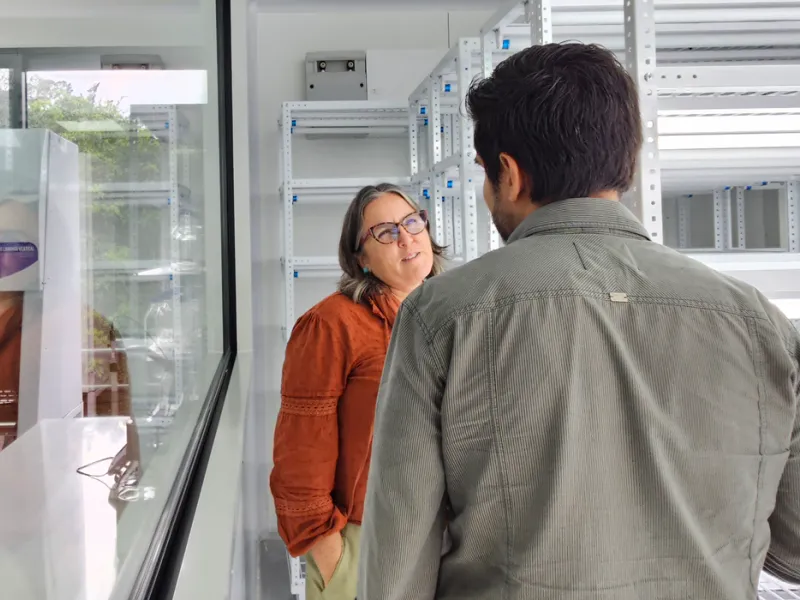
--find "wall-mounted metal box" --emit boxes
[304,51,367,101]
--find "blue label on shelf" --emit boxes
[292,195,298,203]
[293,271,299,278]
[502,39,510,49]
[444,83,451,92]
[0,242,38,279]
[424,118,429,126]
[420,107,427,115]
[292,120,297,127]
[447,180,453,188]
[165,121,170,129]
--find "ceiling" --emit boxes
[0,0,199,18]
[0,0,488,18]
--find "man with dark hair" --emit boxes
[358,43,800,600]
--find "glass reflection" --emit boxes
[0,1,225,595]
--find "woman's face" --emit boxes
[359,192,434,299]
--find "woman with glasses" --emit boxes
[270,183,445,600]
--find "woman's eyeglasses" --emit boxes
[358,210,428,249]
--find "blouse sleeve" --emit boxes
[269,310,350,557]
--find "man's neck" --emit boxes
[592,190,620,201]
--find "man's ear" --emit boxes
[499,152,531,205]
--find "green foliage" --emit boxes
[27,77,162,183]
[24,76,165,330]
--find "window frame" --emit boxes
[0,51,25,128]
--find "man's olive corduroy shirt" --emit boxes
[358,198,800,600]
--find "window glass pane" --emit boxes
[0,0,228,597]
[0,68,9,128]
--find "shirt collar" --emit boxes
[506,198,651,244]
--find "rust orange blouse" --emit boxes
[270,291,398,557]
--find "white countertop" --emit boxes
[0,417,130,600]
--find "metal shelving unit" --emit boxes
[407,1,800,595]
[410,0,800,275]
[409,38,483,261]
[89,104,203,444]
[279,101,411,340]
[410,0,800,260]
[278,101,411,599]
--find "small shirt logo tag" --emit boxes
[610,292,629,303]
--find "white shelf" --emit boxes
[92,260,202,280]
[284,177,410,204]
[93,182,191,206]
[280,101,408,137]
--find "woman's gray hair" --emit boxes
[338,183,446,305]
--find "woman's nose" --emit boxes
[396,227,413,247]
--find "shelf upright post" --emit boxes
[452,114,464,257]
[442,111,455,251]
[529,0,553,46]
[458,39,480,262]
[409,95,429,215]
[428,76,445,246]
[789,181,799,252]
[282,108,301,600]
[409,98,419,179]
[167,106,183,408]
[409,96,426,217]
[623,0,664,243]
[677,196,690,249]
[280,103,296,341]
[481,20,502,252]
[735,188,747,249]
[713,188,733,250]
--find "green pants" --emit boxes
[305,524,361,600]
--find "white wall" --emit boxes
[0,0,200,48]
[0,16,202,50]
[252,9,490,534]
